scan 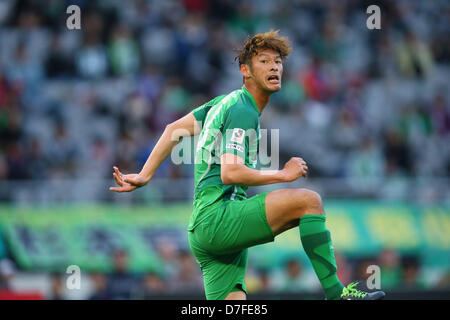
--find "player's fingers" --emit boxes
[110,185,135,192]
[109,186,124,192]
[302,165,308,176]
[113,172,124,186]
[113,166,124,179]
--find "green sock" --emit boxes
[299,214,344,300]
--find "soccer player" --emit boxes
[110,30,385,300]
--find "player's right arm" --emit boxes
[220,153,308,186]
[109,96,222,192]
[109,111,200,192]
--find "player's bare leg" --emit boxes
[220,189,319,301]
[264,187,385,300]
[265,188,324,236]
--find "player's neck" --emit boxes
[243,83,271,114]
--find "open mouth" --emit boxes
[267,75,280,84]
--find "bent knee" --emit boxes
[294,188,324,214]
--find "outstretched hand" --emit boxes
[109,166,148,192]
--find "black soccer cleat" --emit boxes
[340,281,386,300]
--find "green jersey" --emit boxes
[188,86,261,230]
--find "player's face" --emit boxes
[244,49,283,93]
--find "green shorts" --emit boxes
[188,192,274,300]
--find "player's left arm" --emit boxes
[110,112,199,192]
[221,153,308,186]
[219,104,308,186]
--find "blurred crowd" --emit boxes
[245,248,450,294]
[0,0,448,203]
[1,246,449,300]
[0,248,204,299]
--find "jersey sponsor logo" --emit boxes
[226,143,244,153]
[230,128,245,144]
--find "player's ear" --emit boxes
[240,63,251,79]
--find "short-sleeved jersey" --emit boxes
[188,86,261,230]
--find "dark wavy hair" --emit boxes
[235,29,292,67]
